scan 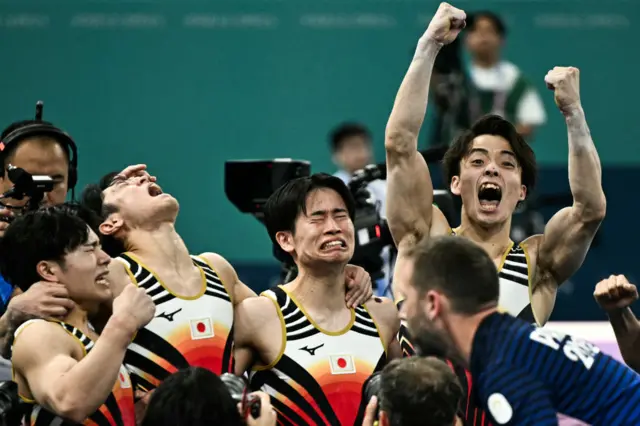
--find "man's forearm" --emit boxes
[47,317,134,421]
[0,308,20,358]
[385,38,441,153]
[608,308,640,372]
[565,107,606,219]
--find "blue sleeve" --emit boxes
[479,364,558,426]
[0,274,12,305]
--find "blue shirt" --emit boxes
[471,312,640,425]
[0,274,12,312]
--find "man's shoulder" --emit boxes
[12,320,73,365]
[235,293,280,325]
[198,252,238,282]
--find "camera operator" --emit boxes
[141,367,276,426]
[362,357,463,426]
[0,112,154,378]
[330,123,392,296]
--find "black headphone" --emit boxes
[0,101,78,192]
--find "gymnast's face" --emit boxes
[276,188,355,268]
[99,174,179,236]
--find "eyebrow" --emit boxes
[84,240,99,248]
[468,148,517,161]
[309,208,348,217]
[107,176,126,188]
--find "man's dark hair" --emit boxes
[466,11,507,38]
[141,367,242,426]
[380,357,463,426]
[408,236,499,314]
[329,122,372,153]
[442,114,536,194]
[80,171,126,257]
[0,203,97,292]
[264,173,356,263]
[0,120,71,169]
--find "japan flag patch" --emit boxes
[190,318,214,340]
[118,366,132,389]
[329,354,356,375]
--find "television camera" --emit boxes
[0,165,55,221]
[224,148,455,284]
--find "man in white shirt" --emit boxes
[465,11,546,140]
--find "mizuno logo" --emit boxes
[155,308,182,322]
[299,343,324,356]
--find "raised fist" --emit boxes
[594,275,638,312]
[544,66,581,115]
[112,284,155,332]
[425,3,466,45]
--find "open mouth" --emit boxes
[478,183,502,212]
[148,184,164,197]
[320,239,347,251]
[95,271,109,286]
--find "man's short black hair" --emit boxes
[141,367,242,426]
[0,120,71,169]
[329,122,372,153]
[442,114,537,195]
[379,357,463,426]
[466,11,507,38]
[0,203,98,292]
[80,171,126,257]
[264,173,356,263]
[408,236,499,314]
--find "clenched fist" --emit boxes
[425,3,466,46]
[112,284,155,333]
[544,66,581,115]
[594,275,638,312]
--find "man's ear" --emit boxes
[275,231,295,255]
[99,214,124,236]
[36,260,62,283]
[450,176,461,196]
[519,184,527,201]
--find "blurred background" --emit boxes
[0,0,637,321]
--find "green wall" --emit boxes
[0,0,637,260]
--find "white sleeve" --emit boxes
[516,89,547,127]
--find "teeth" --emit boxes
[323,241,343,249]
[481,183,499,190]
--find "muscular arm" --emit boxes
[233,296,281,375]
[533,107,606,288]
[606,308,640,372]
[385,37,450,247]
[366,298,402,361]
[13,319,136,423]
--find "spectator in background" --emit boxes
[329,123,391,296]
[363,357,463,426]
[464,11,546,140]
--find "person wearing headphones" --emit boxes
[0,103,150,378]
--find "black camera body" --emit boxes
[0,165,55,219]
[219,373,262,420]
[0,381,24,426]
[347,165,392,281]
